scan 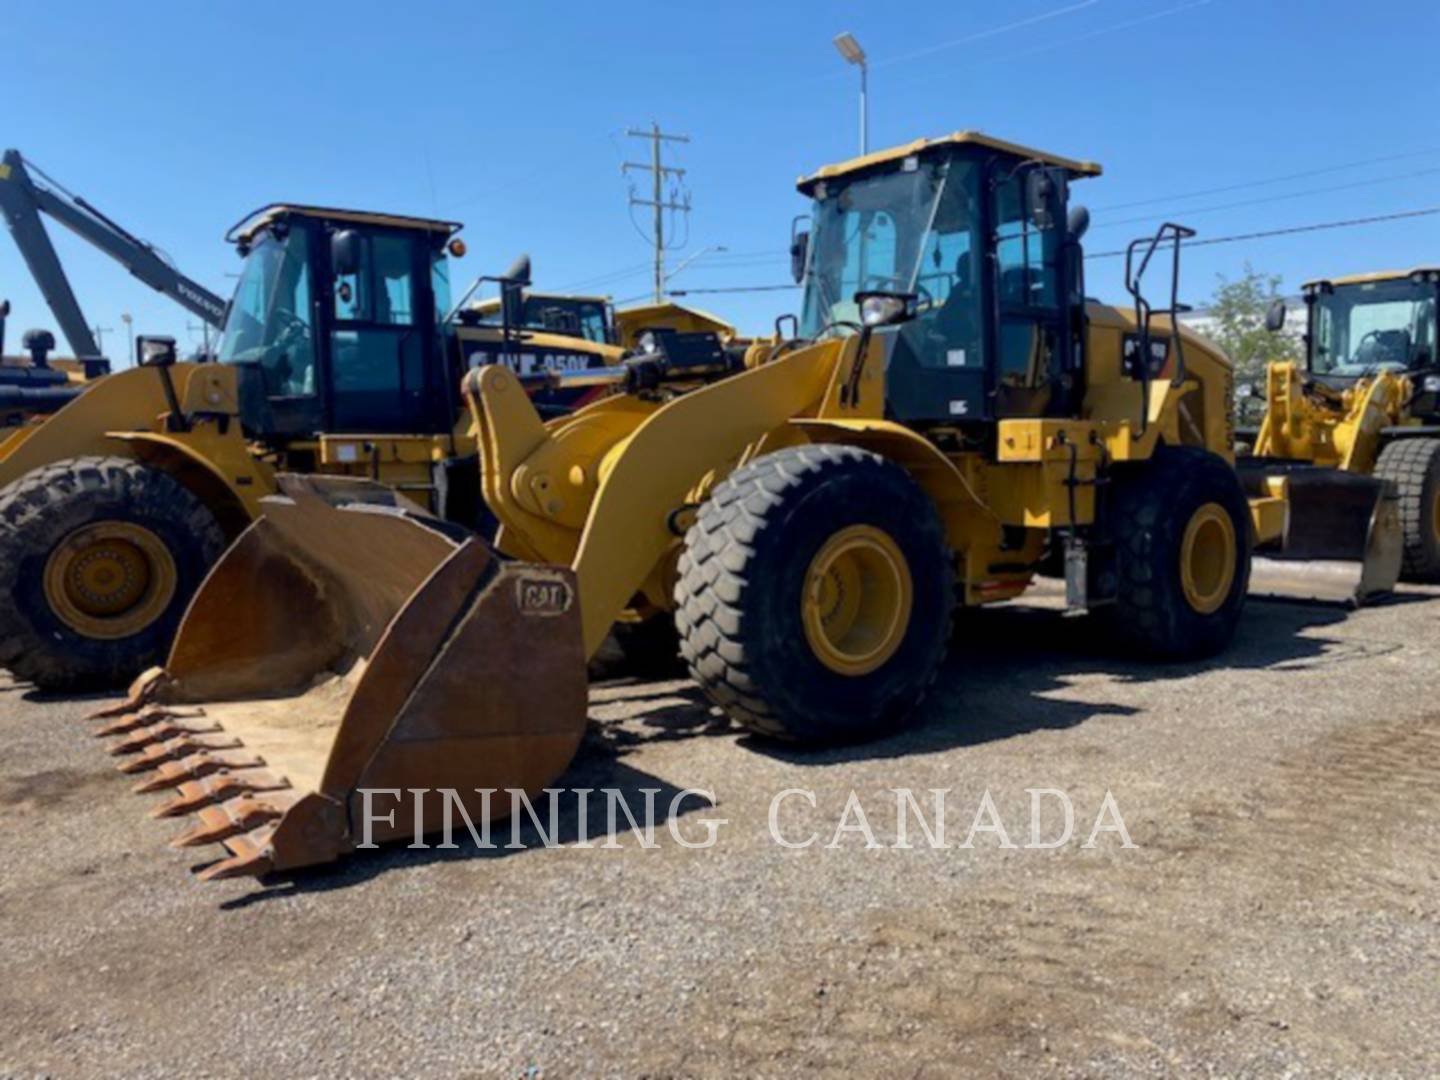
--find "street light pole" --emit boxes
[833,32,869,155]
[665,245,729,285]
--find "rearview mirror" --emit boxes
[790,230,810,284]
[331,229,363,276]
[1264,299,1287,333]
[1025,168,1067,231]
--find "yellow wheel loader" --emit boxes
[1239,268,1438,602]
[0,203,734,690]
[95,131,1284,881]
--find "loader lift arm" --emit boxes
[0,149,228,360]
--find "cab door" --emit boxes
[324,228,445,433]
[989,170,1074,419]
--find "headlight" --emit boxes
[637,331,658,355]
[137,335,178,368]
[1423,375,1440,394]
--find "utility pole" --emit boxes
[121,312,134,366]
[93,324,113,359]
[187,320,213,358]
[623,122,691,303]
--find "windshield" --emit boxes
[217,228,317,396]
[799,161,948,338]
[465,295,610,343]
[1311,278,1438,377]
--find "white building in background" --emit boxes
[1178,295,1308,342]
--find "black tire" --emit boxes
[1102,445,1250,660]
[0,455,226,691]
[675,444,953,744]
[1373,438,1440,581]
[611,614,686,678]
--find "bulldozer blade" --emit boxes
[105,474,588,881]
[1247,467,1402,606]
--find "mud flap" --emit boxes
[1245,465,1402,606]
[95,474,588,880]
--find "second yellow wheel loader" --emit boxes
[93,130,1292,880]
[0,203,737,690]
[1240,268,1438,600]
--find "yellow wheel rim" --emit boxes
[802,524,913,676]
[1179,502,1237,616]
[43,522,178,640]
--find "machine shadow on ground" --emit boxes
[33,588,1398,903]
[583,592,1374,770]
[214,753,716,909]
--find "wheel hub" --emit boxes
[802,525,913,676]
[1179,502,1237,615]
[43,522,178,639]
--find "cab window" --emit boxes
[334,234,417,326]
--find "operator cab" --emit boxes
[217,204,463,440]
[793,131,1100,427]
[460,292,613,344]
[1298,270,1440,407]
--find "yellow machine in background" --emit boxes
[1240,267,1439,599]
[0,205,734,690]
[0,313,110,428]
[101,131,1280,880]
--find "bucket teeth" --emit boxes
[107,721,223,756]
[170,793,295,849]
[87,667,173,720]
[114,734,242,774]
[95,705,207,739]
[129,750,266,794]
[195,825,278,882]
[151,769,290,818]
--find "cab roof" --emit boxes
[797,130,1102,195]
[1303,267,1440,289]
[226,204,462,245]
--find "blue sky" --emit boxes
[5,0,1439,361]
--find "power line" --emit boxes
[1091,146,1440,213]
[1091,165,1440,231]
[1085,206,1440,260]
[674,207,1440,292]
[670,284,800,296]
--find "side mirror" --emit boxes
[790,230,810,285]
[498,253,531,331]
[331,229,363,276]
[1264,299,1287,333]
[136,335,178,368]
[1026,168,1066,231]
[855,291,918,328]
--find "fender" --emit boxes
[106,428,274,536]
[469,339,843,656]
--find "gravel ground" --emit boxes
[2,582,1438,1077]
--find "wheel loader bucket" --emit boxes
[1243,464,1402,607]
[92,475,587,881]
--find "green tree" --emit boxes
[1203,263,1302,381]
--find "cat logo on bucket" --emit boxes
[516,576,573,616]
